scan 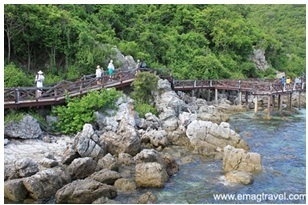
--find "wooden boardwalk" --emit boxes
[4,68,306,110]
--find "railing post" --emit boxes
[15,88,20,103]
[54,88,57,100]
[80,81,83,94]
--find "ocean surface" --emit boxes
[150,109,306,204]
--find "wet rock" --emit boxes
[222,145,262,173]
[225,170,254,185]
[89,169,122,185]
[4,178,28,202]
[114,178,137,192]
[135,162,168,188]
[97,153,119,171]
[137,191,157,204]
[67,157,97,180]
[92,196,119,204]
[55,178,117,204]
[163,153,179,176]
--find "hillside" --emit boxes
[4,4,306,87]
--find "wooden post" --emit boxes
[272,95,275,110]
[266,95,271,119]
[207,90,210,101]
[298,91,301,110]
[238,91,242,107]
[245,92,249,110]
[15,88,20,103]
[288,93,292,111]
[254,96,258,117]
[215,88,218,103]
[278,94,283,113]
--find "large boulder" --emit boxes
[141,129,169,148]
[22,167,71,200]
[89,169,122,185]
[186,120,249,157]
[225,170,254,185]
[4,178,28,202]
[100,119,141,155]
[4,114,43,139]
[67,157,97,180]
[222,145,262,173]
[114,178,137,192]
[135,162,168,188]
[55,178,117,204]
[74,124,106,159]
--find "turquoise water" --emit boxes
[151,109,306,204]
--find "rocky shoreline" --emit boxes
[4,79,305,203]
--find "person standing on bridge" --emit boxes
[96,65,103,84]
[35,70,45,98]
[281,76,286,91]
[108,59,115,79]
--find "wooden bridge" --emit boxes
[4,68,306,117]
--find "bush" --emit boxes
[52,88,122,134]
[134,102,158,118]
[4,63,33,87]
[131,72,158,103]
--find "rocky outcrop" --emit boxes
[67,157,97,180]
[55,178,117,204]
[4,114,43,139]
[74,124,106,159]
[4,178,28,202]
[22,167,71,200]
[186,120,249,157]
[222,145,262,173]
[135,162,168,188]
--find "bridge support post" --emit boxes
[288,93,292,111]
[272,95,275,110]
[278,94,283,113]
[266,95,271,119]
[298,92,301,110]
[245,92,249,110]
[254,96,258,117]
[207,90,211,101]
[215,88,218,103]
[238,91,242,107]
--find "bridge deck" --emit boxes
[4,68,305,109]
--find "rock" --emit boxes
[163,153,179,176]
[4,178,28,202]
[225,171,254,185]
[114,178,137,192]
[74,124,106,159]
[67,157,97,180]
[15,158,39,178]
[39,157,58,168]
[61,145,80,165]
[137,191,157,204]
[100,119,141,156]
[55,178,117,204]
[142,129,169,148]
[22,167,71,200]
[167,126,190,146]
[4,114,43,139]
[179,112,198,127]
[134,149,164,165]
[4,138,10,145]
[97,153,119,171]
[4,165,19,180]
[186,120,249,157]
[135,162,168,188]
[92,196,119,204]
[117,152,134,166]
[222,145,262,173]
[89,169,122,185]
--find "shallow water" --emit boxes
[151,109,306,204]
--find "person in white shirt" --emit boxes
[107,60,115,79]
[96,65,103,84]
[35,70,45,98]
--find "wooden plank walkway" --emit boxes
[4,68,306,109]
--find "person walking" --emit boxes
[35,70,45,98]
[108,60,115,79]
[96,65,102,84]
[281,76,286,91]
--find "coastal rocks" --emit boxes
[89,169,122,185]
[4,179,28,202]
[141,129,169,148]
[100,119,141,155]
[74,124,106,159]
[135,162,168,188]
[225,170,254,185]
[114,178,137,192]
[186,120,249,157]
[67,157,97,180]
[222,145,262,173]
[97,153,119,171]
[15,158,39,178]
[22,167,71,200]
[4,114,43,139]
[55,178,117,204]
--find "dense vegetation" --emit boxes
[4,4,306,88]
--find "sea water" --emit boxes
[151,109,306,204]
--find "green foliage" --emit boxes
[4,63,33,87]
[4,110,24,125]
[52,88,122,134]
[134,102,158,118]
[131,72,158,104]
